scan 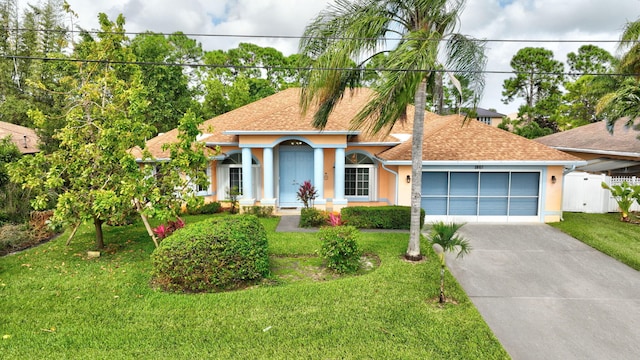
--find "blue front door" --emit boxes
[279,145,314,207]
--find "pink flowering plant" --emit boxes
[328,212,343,227]
[152,218,185,240]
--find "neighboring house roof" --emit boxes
[535,119,640,158]
[135,88,582,166]
[535,119,640,174]
[377,115,581,164]
[475,108,505,118]
[0,121,39,154]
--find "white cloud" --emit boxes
[62,0,640,113]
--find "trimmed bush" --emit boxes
[299,207,328,228]
[341,206,424,230]
[242,206,274,218]
[151,215,269,293]
[188,201,222,215]
[318,226,362,274]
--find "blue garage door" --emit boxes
[421,172,539,216]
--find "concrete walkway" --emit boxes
[448,224,640,360]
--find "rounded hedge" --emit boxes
[151,215,270,293]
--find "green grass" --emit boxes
[550,212,640,271]
[0,215,508,359]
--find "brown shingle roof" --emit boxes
[137,88,579,164]
[0,121,39,154]
[377,115,581,162]
[137,88,411,159]
[535,119,640,157]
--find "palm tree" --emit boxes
[597,18,640,129]
[428,221,470,303]
[298,0,486,261]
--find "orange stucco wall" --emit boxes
[544,166,565,222]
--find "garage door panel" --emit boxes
[509,197,539,216]
[450,172,478,196]
[423,197,447,215]
[450,197,478,215]
[511,173,540,196]
[480,173,509,196]
[423,172,447,195]
[479,197,508,215]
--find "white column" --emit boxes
[314,147,325,205]
[262,147,275,205]
[241,147,254,204]
[334,147,347,205]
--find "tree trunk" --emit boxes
[405,79,427,261]
[135,199,159,247]
[65,222,81,246]
[93,215,104,250]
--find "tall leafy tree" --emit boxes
[201,43,301,118]
[567,45,616,79]
[502,47,564,133]
[130,31,202,134]
[597,17,640,129]
[298,0,486,261]
[0,0,69,151]
[556,45,617,129]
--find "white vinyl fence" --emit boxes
[563,171,640,213]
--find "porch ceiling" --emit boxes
[576,158,640,173]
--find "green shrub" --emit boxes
[341,206,424,229]
[299,207,328,228]
[242,206,274,218]
[318,226,362,274]
[188,201,222,215]
[151,215,270,293]
[0,223,32,254]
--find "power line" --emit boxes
[1,54,637,78]
[0,26,631,44]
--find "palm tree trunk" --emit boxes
[405,79,427,261]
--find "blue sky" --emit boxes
[62,0,640,114]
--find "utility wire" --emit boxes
[0,26,634,44]
[1,54,637,78]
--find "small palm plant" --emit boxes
[601,181,640,222]
[428,222,471,304]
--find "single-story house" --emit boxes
[134,88,583,223]
[0,121,39,154]
[535,119,640,176]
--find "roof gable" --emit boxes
[377,115,581,162]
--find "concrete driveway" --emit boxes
[447,224,640,360]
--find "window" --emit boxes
[193,164,212,196]
[477,117,492,125]
[344,153,376,201]
[421,171,540,216]
[217,153,260,199]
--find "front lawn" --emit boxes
[550,212,640,271]
[0,215,508,359]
